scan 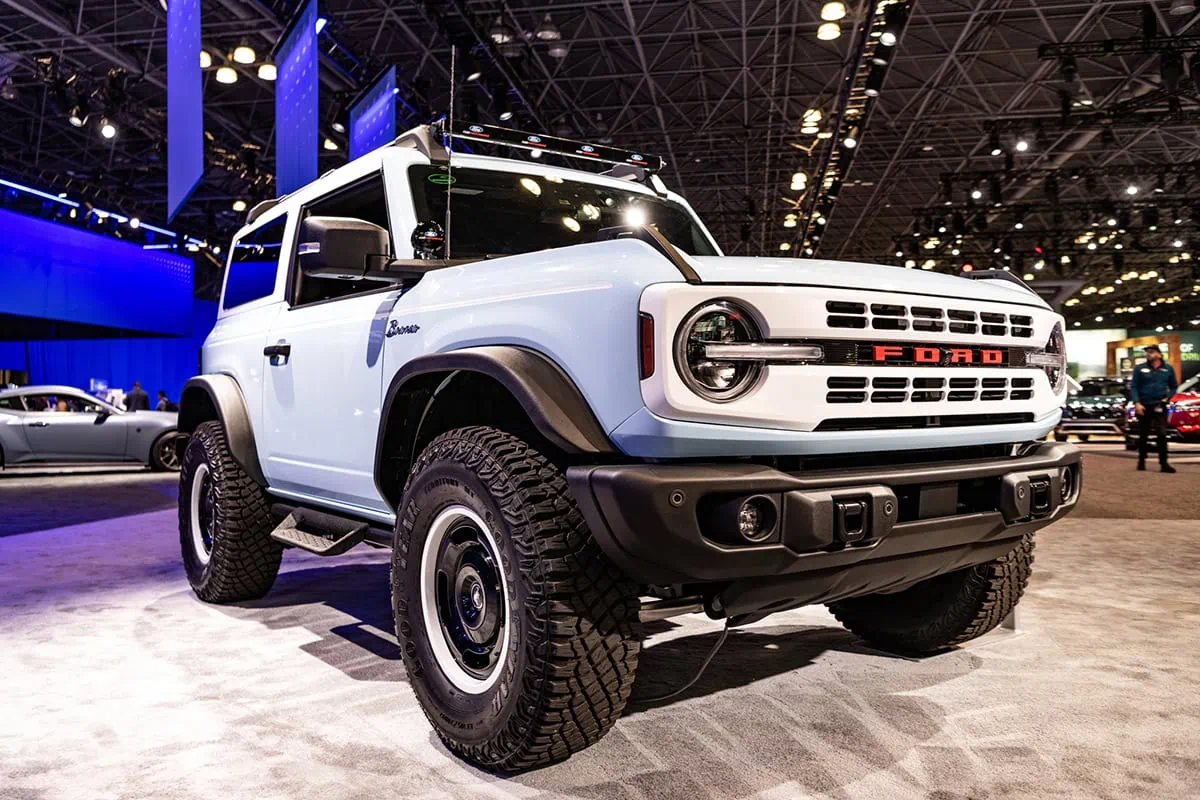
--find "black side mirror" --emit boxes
[94,410,111,424]
[298,216,390,280]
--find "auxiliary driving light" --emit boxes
[736,496,777,542]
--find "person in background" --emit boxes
[55,398,69,412]
[125,381,150,412]
[156,390,169,412]
[1130,344,1178,473]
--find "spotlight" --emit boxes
[989,128,1002,156]
[257,62,277,81]
[843,126,859,148]
[215,66,238,84]
[1173,0,1197,16]
[879,2,906,47]
[315,16,328,34]
[199,49,212,69]
[232,43,256,65]
[1125,184,1138,196]
[68,105,88,127]
[817,21,841,41]
[864,65,885,97]
[547,40,569,59]
[989,176,1003,206]
[232,199,247,212]
[820,1,847,21]
[534,13,562,40]
[99,117,117,139]
[488,16,515,44]
[323,137,339,151]
[129,217,140,229]
[1014,130,1030,152]
[970,187,983,200]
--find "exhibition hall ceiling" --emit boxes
[0,0,1197,327]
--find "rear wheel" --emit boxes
[1053,432,1067,442]
[150,431,183,471]
[829,534,1035,654]
[392,426,641,772]
[1078,434,1091,443]
[179,421,281,602]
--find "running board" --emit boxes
[269,504,371,556]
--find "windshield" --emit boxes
[1178,374,1199,394]
[408,165,718,259]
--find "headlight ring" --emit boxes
[673,300,765,402]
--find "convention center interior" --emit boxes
[2,0,1198,797]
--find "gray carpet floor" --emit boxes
[1,456,1198,799]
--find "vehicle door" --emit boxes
[259,170,405,515]
[21,392,127,460]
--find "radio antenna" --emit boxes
[443,45,456,260]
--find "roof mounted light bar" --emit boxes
[447,122,666,174]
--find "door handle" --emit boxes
[264,343,291,365]
[29,421,50,427]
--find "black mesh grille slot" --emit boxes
[871,391,907,403]
[1011,326,1034,338]
[1009,390,1033,400]
[814,413,1034,431]
[980,390,1006,401]
[872,377,908,389]
[910,391,944,402]
[872,317,908,330]
[912,319,945,332]
[826,300,866,314]
[1010,315,1033,326]
[827,376,868,389]
[948,391,976,401]
[871,303,905,316]
[828,315,869,328]
[948,309,976,321]
[827,391,866,403]
[980,312,1006,323]
[1011,377,1034,388]
[913,377,945,388]
[982,324,1008,336]
[981,377,1007,388]
[911,306,943,318]
[949,322,978,334]
[949,377,978,389]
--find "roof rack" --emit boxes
[446,122,665,174]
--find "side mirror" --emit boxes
[94,410,111,424]
[297,216,390,280]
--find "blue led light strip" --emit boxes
[0,176,182,241]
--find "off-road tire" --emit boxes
[392,426,641,773]
[828,534,1035,654]
[179,420,281,602]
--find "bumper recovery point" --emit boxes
[566,442,1082,599]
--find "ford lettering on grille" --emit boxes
[868,344,1008,366]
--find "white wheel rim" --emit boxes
[420,505,511,694]
[189,463,212,566]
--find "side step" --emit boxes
[269,504,370,556]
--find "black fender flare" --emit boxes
[374,346,615,499]
[178,375,267,486]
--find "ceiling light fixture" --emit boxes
[231,43,256,65]
[99,117,117,139]
[817,21,841,40]
[199,49,212,69]
[257,61,276,81]
[215,65,238,84]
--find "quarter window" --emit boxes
[224,214,288,310]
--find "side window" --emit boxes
[0,396,22,410]
[292,174,392,306]
[224,214,288,310]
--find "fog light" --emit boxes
[737,496,776,542]
[1060,465,1075,502]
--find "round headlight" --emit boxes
[674,300,763,402]
[1043,322,1066,394]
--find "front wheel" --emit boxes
[828,534,1035,654]
[179,421,281,602]
[392,426,641,772]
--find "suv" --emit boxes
[1055,376,1129,442]
[176,123,1081,772]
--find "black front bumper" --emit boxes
[567,442,1081,615]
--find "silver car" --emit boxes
[0,385,183,471]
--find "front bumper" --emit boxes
[1057,418,1124,435]
[568,442,1081,615]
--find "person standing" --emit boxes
[125,381,150,412]
[156,390,169,411]
[1130,345,1178,473]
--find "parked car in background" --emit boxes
[0,385,183,470]
[1124,373,1200,450]
[1055,376,1128,442]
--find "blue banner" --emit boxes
[275,0,318,196]
[0,208,193,337]
[166,0,203,221]
[349,66,397,160]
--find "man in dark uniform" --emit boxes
[1130,344,1178,473]
[125,381,150,412]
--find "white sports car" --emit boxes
[0,385,182,471]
